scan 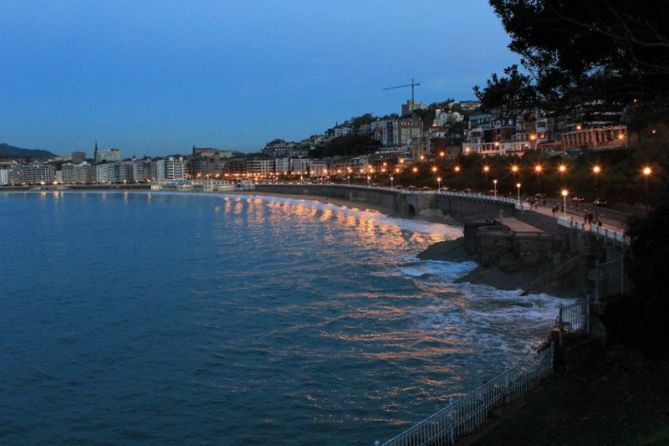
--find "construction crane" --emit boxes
[383,79,421,108]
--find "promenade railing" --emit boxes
[256,182,629,244]
[376,299,589,446]
[377,345,555,446]
[557,216,630,246]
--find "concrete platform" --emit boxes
[499,217,544,233]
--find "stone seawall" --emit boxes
[254,184,517,221]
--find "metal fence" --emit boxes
[377,345,554,446]
[557,216,630,245]
[557,299,590,334]
[377,299,589,446]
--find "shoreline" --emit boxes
[4,187,579,298]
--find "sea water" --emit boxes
[0,191,573,445]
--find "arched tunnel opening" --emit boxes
[407,204,416,217]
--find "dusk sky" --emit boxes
[1,0,519,156]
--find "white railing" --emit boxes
[377,345,555,446]
[256,182,628,243]
[377,299,590,446]
[557,216,630,245]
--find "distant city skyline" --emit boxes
[1,0,519,156]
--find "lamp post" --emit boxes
[437,176,442,193]
[642,166,652,206]
[592,165,602,220]
[454,165,461,190]
[534,164,543,194]
[561,189,568,215]
[516,182,522,206]
[558,163,567,190]
[367,175,371,187]
[493,179,498,197]
[390,176,394,189]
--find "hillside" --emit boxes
[0,143,58,160]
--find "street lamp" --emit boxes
[534,164,543,194]
[437,176,442,192]
[493,179,498,197]
[592,164,602,196]
[431,166,438,173]
[558,163,567,181]
[642,166,652,206]
[367,175,371,187]
[390,176,394,189]
[561,189,568,215]
[516,182,522,205]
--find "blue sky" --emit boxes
[0,0,518,156]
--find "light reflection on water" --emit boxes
[0,191,572,446]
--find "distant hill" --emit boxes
[0,143,58,160]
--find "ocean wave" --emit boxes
[162,190,461,238]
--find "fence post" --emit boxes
[447,398,454,445]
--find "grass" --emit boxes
[468,345,669,446]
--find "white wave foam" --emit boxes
[149,191,463,238]
[398,260,478,280]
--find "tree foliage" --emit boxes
[477,0,669,115]
[309,134,381,159]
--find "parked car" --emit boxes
[421,186,432,191]
[593,199,609,207]
[572,196,585,203]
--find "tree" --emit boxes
[478,0,669,115]
[612,185,669,353]
[309,134,381,159]
[474,65,536,117]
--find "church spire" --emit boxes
[94,140,99,161]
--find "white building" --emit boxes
[0,169,10,185]
[151,159,166,183]
[165,156,187,180]
[95,148,121,163]
[61,162,96,184]
[246,158,275,177]
[96,162,118,183]
[291,158,311,176]
[275,158,291,175]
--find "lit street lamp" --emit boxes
[561,189,568,215]
[592,165,602,220]
[516,182,522,205]
[533,164,543,194]
[493,179,498,197]
[642,166,652,206]
[390,176,394,189]
[437,176,442,193]
[367,175,371,187]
